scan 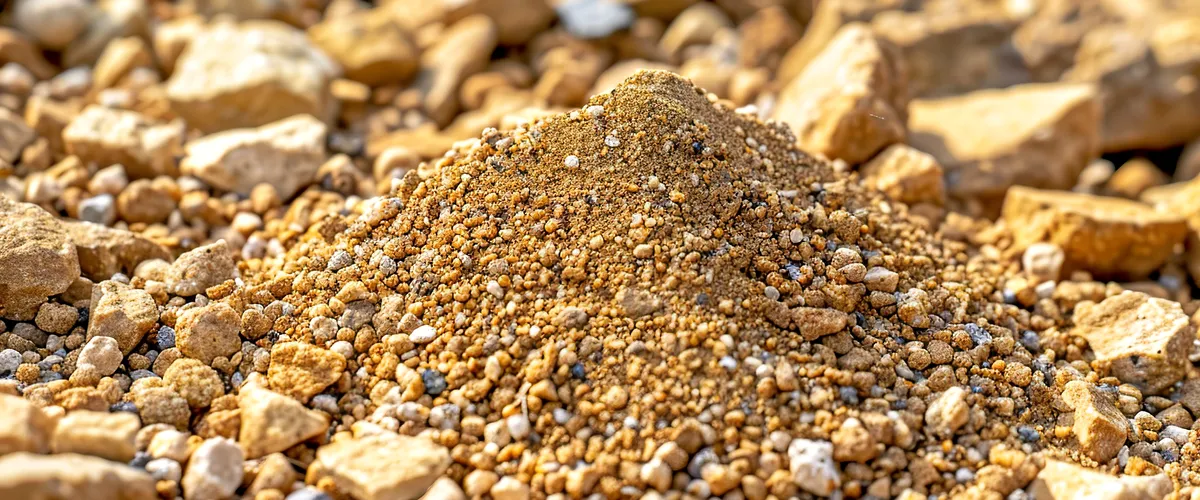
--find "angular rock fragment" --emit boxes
[61,220,170,281]
[1060,381,1128,463]
[0,196,80,320]
[238,385,329,459]
[165,240,236,297]
[908,83,1100,211]
[0,452,156,500]
[0,107,34,166]
[0,393,53,455]
[181,114,327,199]
[1002,186,1187,279]
[266,342,346,402]
[772,24,907,165]
[88,280,158,354]
[51,410,140,462]
[307,433,451,500]
[1028,459,1172,500]
[861,144,945,206]
[1071,291,1193,394]
[62,105,185,179]
[176,302,242,364]
[166,21,338,133]
[308,8,419,87]
[411,15,498,127]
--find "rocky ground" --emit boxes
[1,0,1200,499]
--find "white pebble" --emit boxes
[718,356,737,371]
[487,280,505,299]
[506,414,531,441]
[564,155,579,167]
[409,325,437,344]
[604,136,620,148]
[585,105,604,117]
[764,286,780,301]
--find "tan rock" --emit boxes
[246,452,298,496]
[871,7,1028,98]
[771,23,906,165]
[0,196,80,320]
[659,3,731,60]
[11,0,93,51]
[166,20,338,133]
[62,0,149,68]
[93,36,153,90]
[152,15,205,75]
[165,240,236,297]
[0,28,57,80]
[1071,291,1193,394]
[182,437,244,500]
[308,8,419,87]
[1011,0,1130,83]
[925,386,969,437]
[51,410,140,462]
[775,0,901,86]
[0,393,53,455]
[131,386,191,429]
[180,115,327,199]
[115,178,176,224]
[412,15,498,127]
[1029,459,1172,500]
[306,433,451,500]
[165,358,226,409]
[62,105,185,179]
[1060,381,1128,463]
[737,5,801,71]
[0,452,156,500]
[861,144,945,206]
[61,220,171,281]
[238,386,329,459]
[88,280,158,354]
[0,107,34,165]
[176,302,242,364]
[909,83,1101,211]
[1105,158,1167,199]
[831,417,878,463]
[1002,186,1187,279]
[267,342,346,402]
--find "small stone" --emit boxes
[131,386,191,429]
[411,15,498,127]
[1003,187,1187,279]
[831,417,879,463]
[166,21,337,133]
[1028,459,1172,500]
[556,0,635,40]
[92,36,153,90]
[308,8,419,87]
[1022,242,1065,282]
[164,358,225,409]
[175,302,242,364]
[0,393,53,455]
[148,429,191,463]
[861,144,945,206]
[307,433,451,500]
[490,476,530,500]
[0,107,34,166]
[51,410,140,462]
[62,220,171,281]
[788,438,840,497]
[1071,291,1193,394]
[0,452,156,499]
[182,438,244,500]
[181,114,328,199]
[88,280,158,355]
[35,302,78,335]
[0,28,56,80]
[420,477,466,500]
[659,2,731,59]
[11,0,93,51]
[147,458,183,482]
[115,179,175,224]
[925,386,969,437]
[790,307,852,340]
[166,241,236,297]
[909,83,1100,211]
[863,266,899,293]
[409,325,437,344]
[267,342,346,402]
[617,287,662,318]
[772,24,907,165]
[62,105,185,179]
[1065,378,1128,462]
[0,196,81,321]
[238,385,329,459]
[76,335,123,378]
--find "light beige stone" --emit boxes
[1071,291,1193,394]
[51,410,140,462]
[307,433,451,500]
[180,115,327,199]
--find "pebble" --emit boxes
[181,114,328,199]
[307,434,450,500]
[564,155,580,167]
[87,280,158,355]
[75,335,122,378]
[266,342,346,402]
[925,386,970,437]
[146,458,183,482]
[166,241,236,297]
[182,438,244,500]
[0,196,81,320]
[410,325,437,344]
[175,302,242,364]
[238,385,330,459]
[788,438,839,497]
[491,476,531,500]
[423,370,447,396]
[555,0,636,39]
